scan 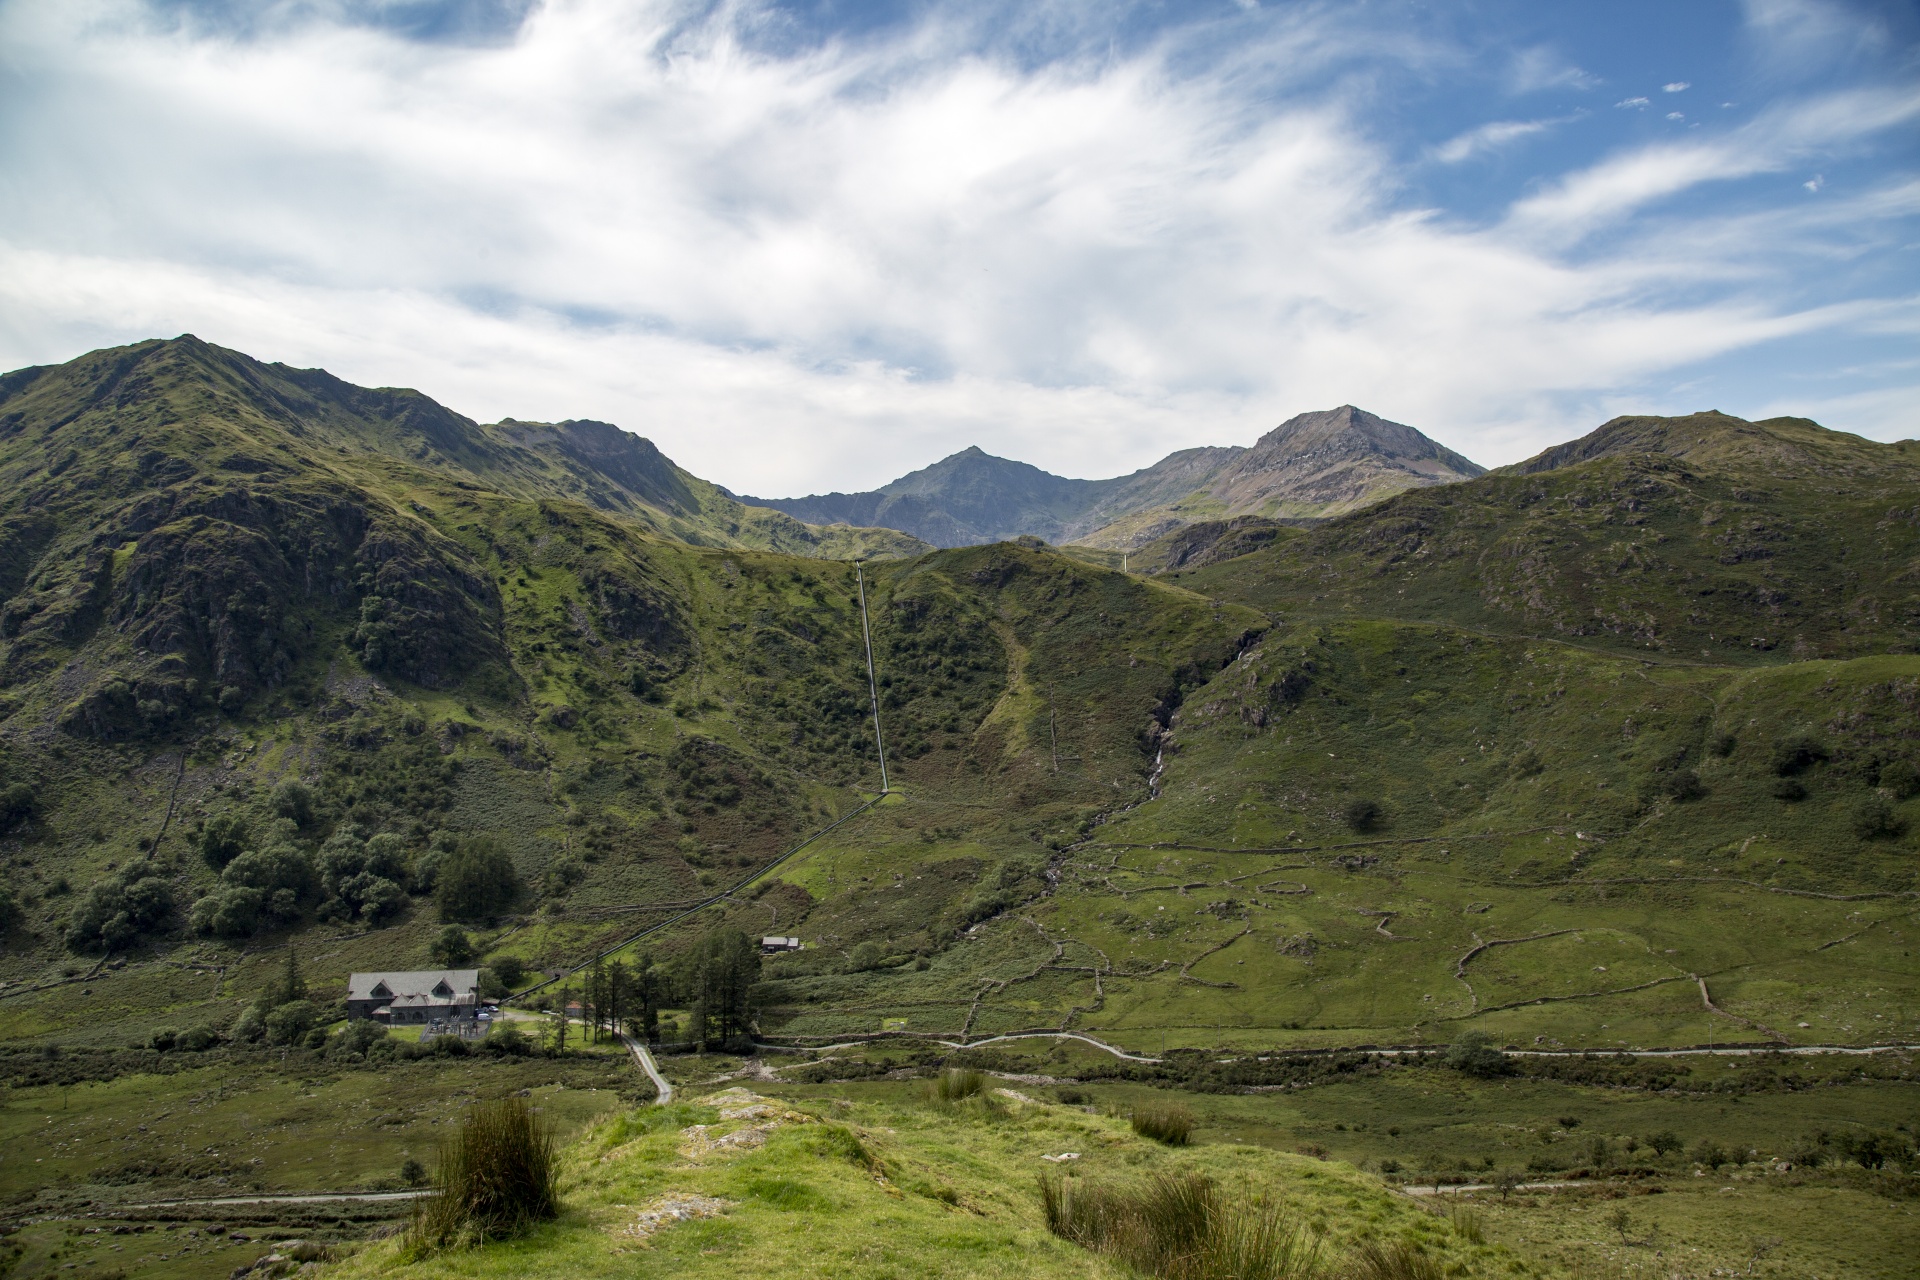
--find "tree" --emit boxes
[436,838,520,923]
[683,928,760,1048]
[190,841,317,937]
[0,782,35,831]
[65,866,174,953]
[271,779,315,827]
[1645,1129,1683,1157]
[628,953,661,1042]
[1851,796,1903,841]
[431,925,474,966]
[278,945,310,1006]
[489,954,526,990]
[1443,1030,1509,1078]
[198,813,250,870]
[1344,798,1383,832]
[316,830,411,925]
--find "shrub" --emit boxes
[436,838,520,923]
[272,779,316,827]
[65,865,174,953]
[263,999,319,1046]
[488,954,526,990]
[1771,777,1807,802]
[402,1157,428,1186]
[316,830,411,925]
[1131,1102,1197,1146]
[1691,1138,1729,1169]
[1851,797,1903,841]
[929,1068,986,1102]
[1344,798,1383,832]
[1040,1170,1317,1280]
[1880,758,1920,800]
[190,841,318,938]
[1644,1129,1682,1157]
[0,782,35,830]
[432,925,475,966]
[198,813,250,870]
[1771,734,1827,776]
[1666,768,1705,802]
[1444,1031,1509,1078]
[406,1097,558,1252]
[176,1024,220,1052]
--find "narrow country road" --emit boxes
[622,1033,673,1104]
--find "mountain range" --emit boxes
[740,405,1487,548]
[0,336,1917,1275]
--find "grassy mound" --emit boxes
[326,1085,1516,1279]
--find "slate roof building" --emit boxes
[347,970,482,1024]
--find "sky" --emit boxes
[0,0,1915,495]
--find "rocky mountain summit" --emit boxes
[745,406,1483,548]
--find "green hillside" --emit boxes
[1178,412,1920,662]
[0,342,1914,1278]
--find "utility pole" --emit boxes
[855,561,890,794]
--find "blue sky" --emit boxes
[0,0,1914,493]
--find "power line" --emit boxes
[855,560,890,795]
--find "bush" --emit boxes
[1692,1138,1729,1169]
[432,925,475,966]
[198,813,250,870]
[263,999,320,1046]
[65,865,174,953]
[1444,1030,1509,1078]
[1040,1170,1317,1280]
[190,841,317,938]
[406,1097,558,1252]
[1666,768,1705,802]
[1645,1129,1682,1156]
[272,779,315,827]
[1851,796,1904,841]
[488,954,526,990]
[1131,1103,1197,1146]
[176,1024,220,1052]
[0,782,35,830]
[1880,759,1920,800]
[1344,798,1383,832]
[316,830,411,925]
[1771,734,1827,776]
[1771,777,1807,802]
[436,838,520,923]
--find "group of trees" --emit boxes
[180,808,519,942]
[541,929,761,1053]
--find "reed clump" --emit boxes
[1349,1239,1447,1280]
[406,1096,558,1254]
[928,1067,987,1102]
[1131,1101,1197,1146]
[1040,1170,1319,1280]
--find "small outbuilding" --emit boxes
[347,970,481,1024]
[761,936,803,953]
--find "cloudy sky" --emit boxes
[1,0,1915,494]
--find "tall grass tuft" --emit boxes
[406,1097,558,1254]
[1348,1240,1446,1280]
[928,1068,986,1102]
[1040,1170,1319,1280]
[1131,1102,1197,1146]
[1445,1201,1485,1244]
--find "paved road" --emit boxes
[621,1033,673,1104]
[114,1191,430,1211]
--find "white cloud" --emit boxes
[1432,116,1569,164]
[0,0,1913,493]
[1664,81,1691,93]
[1616,96,1649,108]
[1804,174,1824,191]
[1508,85,1920,242]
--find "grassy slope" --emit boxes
[0,348,1915,1273]
[329,1083,1513,1280]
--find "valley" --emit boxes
[0,337,1913,1278]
